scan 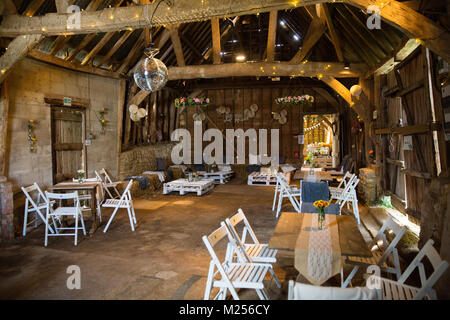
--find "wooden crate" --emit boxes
[196,171,235,184]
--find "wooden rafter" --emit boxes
[321,76,352,105]
[96,30,133,67]
[24,0,46,17]
[266,11,278,62]
[0,0,447,62]
[80,32,116,66]
[28,49,123,79]
[116,31,145,74]
[1,0,17,15]
[312,87,341,112]
[210,18,221,64]
[320,4,343,62]
[168,25,185,67]
[289,17,327,64]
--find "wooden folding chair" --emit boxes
[95,168,121,199]
[202,224,273,300]
[21,183,56,236]
[341,216,407,288]
[102,180,136,233]
[378,239,448,300]
[44,191,86,246]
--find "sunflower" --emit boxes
[313,200,330,208]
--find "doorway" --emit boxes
[50,105,86,184]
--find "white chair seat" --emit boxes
[380,278,420,300]
[243,244,278,263]
[50,207,80,216]
[77,194,92,201]
[102,199,131,208]
[346,251,389,269]
[215,263,270,289]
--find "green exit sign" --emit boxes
[63,97,72,106]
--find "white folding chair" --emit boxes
[331,176,360,224]
[224,209,281,288]
[377,239,448,300]
[21,183,56,236]
[202,224,273,300]
[95,168,121,199]
[274,173,301,218]
[288,280,380,300]
[341,216,407,288]
[44,191,86,246]
[329,172,356,200]
[272,172,299,211]
[102,180,136,233]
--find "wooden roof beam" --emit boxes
[211,18,221,64]
[28,49,123,79]
[96,30,133,67]
[266,11,278,62]
[168,25,185,67]
[24,0,46,17]
[320,4,344,62]
[167,61,366,80]
[1,0,18,15]
[289,17,327,64]
[80,32,116,66]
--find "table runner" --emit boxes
[295,213,342,285]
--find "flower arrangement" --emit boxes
[313,200,330,230]
[175,97,210,108]
[77,169,85,184]
[97,108,106,134]
[27,120,37,152]
[304,152,315,167]
[275,95,314,106]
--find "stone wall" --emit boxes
[3,58,124,237]
[118,142,177,180]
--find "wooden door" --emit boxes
[51,106,85,183]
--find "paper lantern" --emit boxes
[350,85,362,96]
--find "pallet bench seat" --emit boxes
[163,178,215,196]
[196,171,235,184]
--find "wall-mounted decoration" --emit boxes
[27,120,37,152]
[404,135,413,151]
[217,105,257,123]
[272,109,288,125]
[193,112,206,121]
[96,107,107,134]
[275,94,314,106]
[175,97,209,108]
[129,104,148,122]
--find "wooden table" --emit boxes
[50,181,102,235]
[293,170,333,182]
[269,212,371,258]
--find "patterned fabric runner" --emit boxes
[295,213,342,285]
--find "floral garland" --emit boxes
[175,97,210,108]
[275,95,314,106]
[27,120,37,152]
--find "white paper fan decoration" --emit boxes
[280,109,288,117]
[129,104,148,122]
[273,112,281,120]
[250,104,259,112]
[248,110,255,118]
[279,116,287,124]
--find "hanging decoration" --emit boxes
[304,119,324,132]
[129,104,148,122]
[217,104,258,123]
[95,107,107,134]
[175,97,210,108]
[272,109,288,125]
[27,120,37,152]
[275,94,314,106]
[132,1,172,91]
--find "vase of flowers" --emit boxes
[313,200,329,230]
[77,169,85,184]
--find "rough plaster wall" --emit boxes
[6,58,122,193]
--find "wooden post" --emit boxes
[211,18,222,65]
[116,79,126,175]
[266,11,278,62]
[0,78,10,177]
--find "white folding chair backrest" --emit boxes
[227,208,260,244]
[337,172,356,189]
[338,177,360,207]
[276,173,301,211]
[202,224,244,300]
[22,183,47,208]
[45,191,80,207]
[398,239,449,300]
[96,168,115,184]
[119,180,133,201]
[371,216,406,251]
[288,280,380,300]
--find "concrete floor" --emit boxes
[0,181,412,300]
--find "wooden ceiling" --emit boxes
[0,0,448,85]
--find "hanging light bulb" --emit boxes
[133,46,168,92]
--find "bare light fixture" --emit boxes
[344,62,350,70]
[293,34,299,41]
[236,54,246,62]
